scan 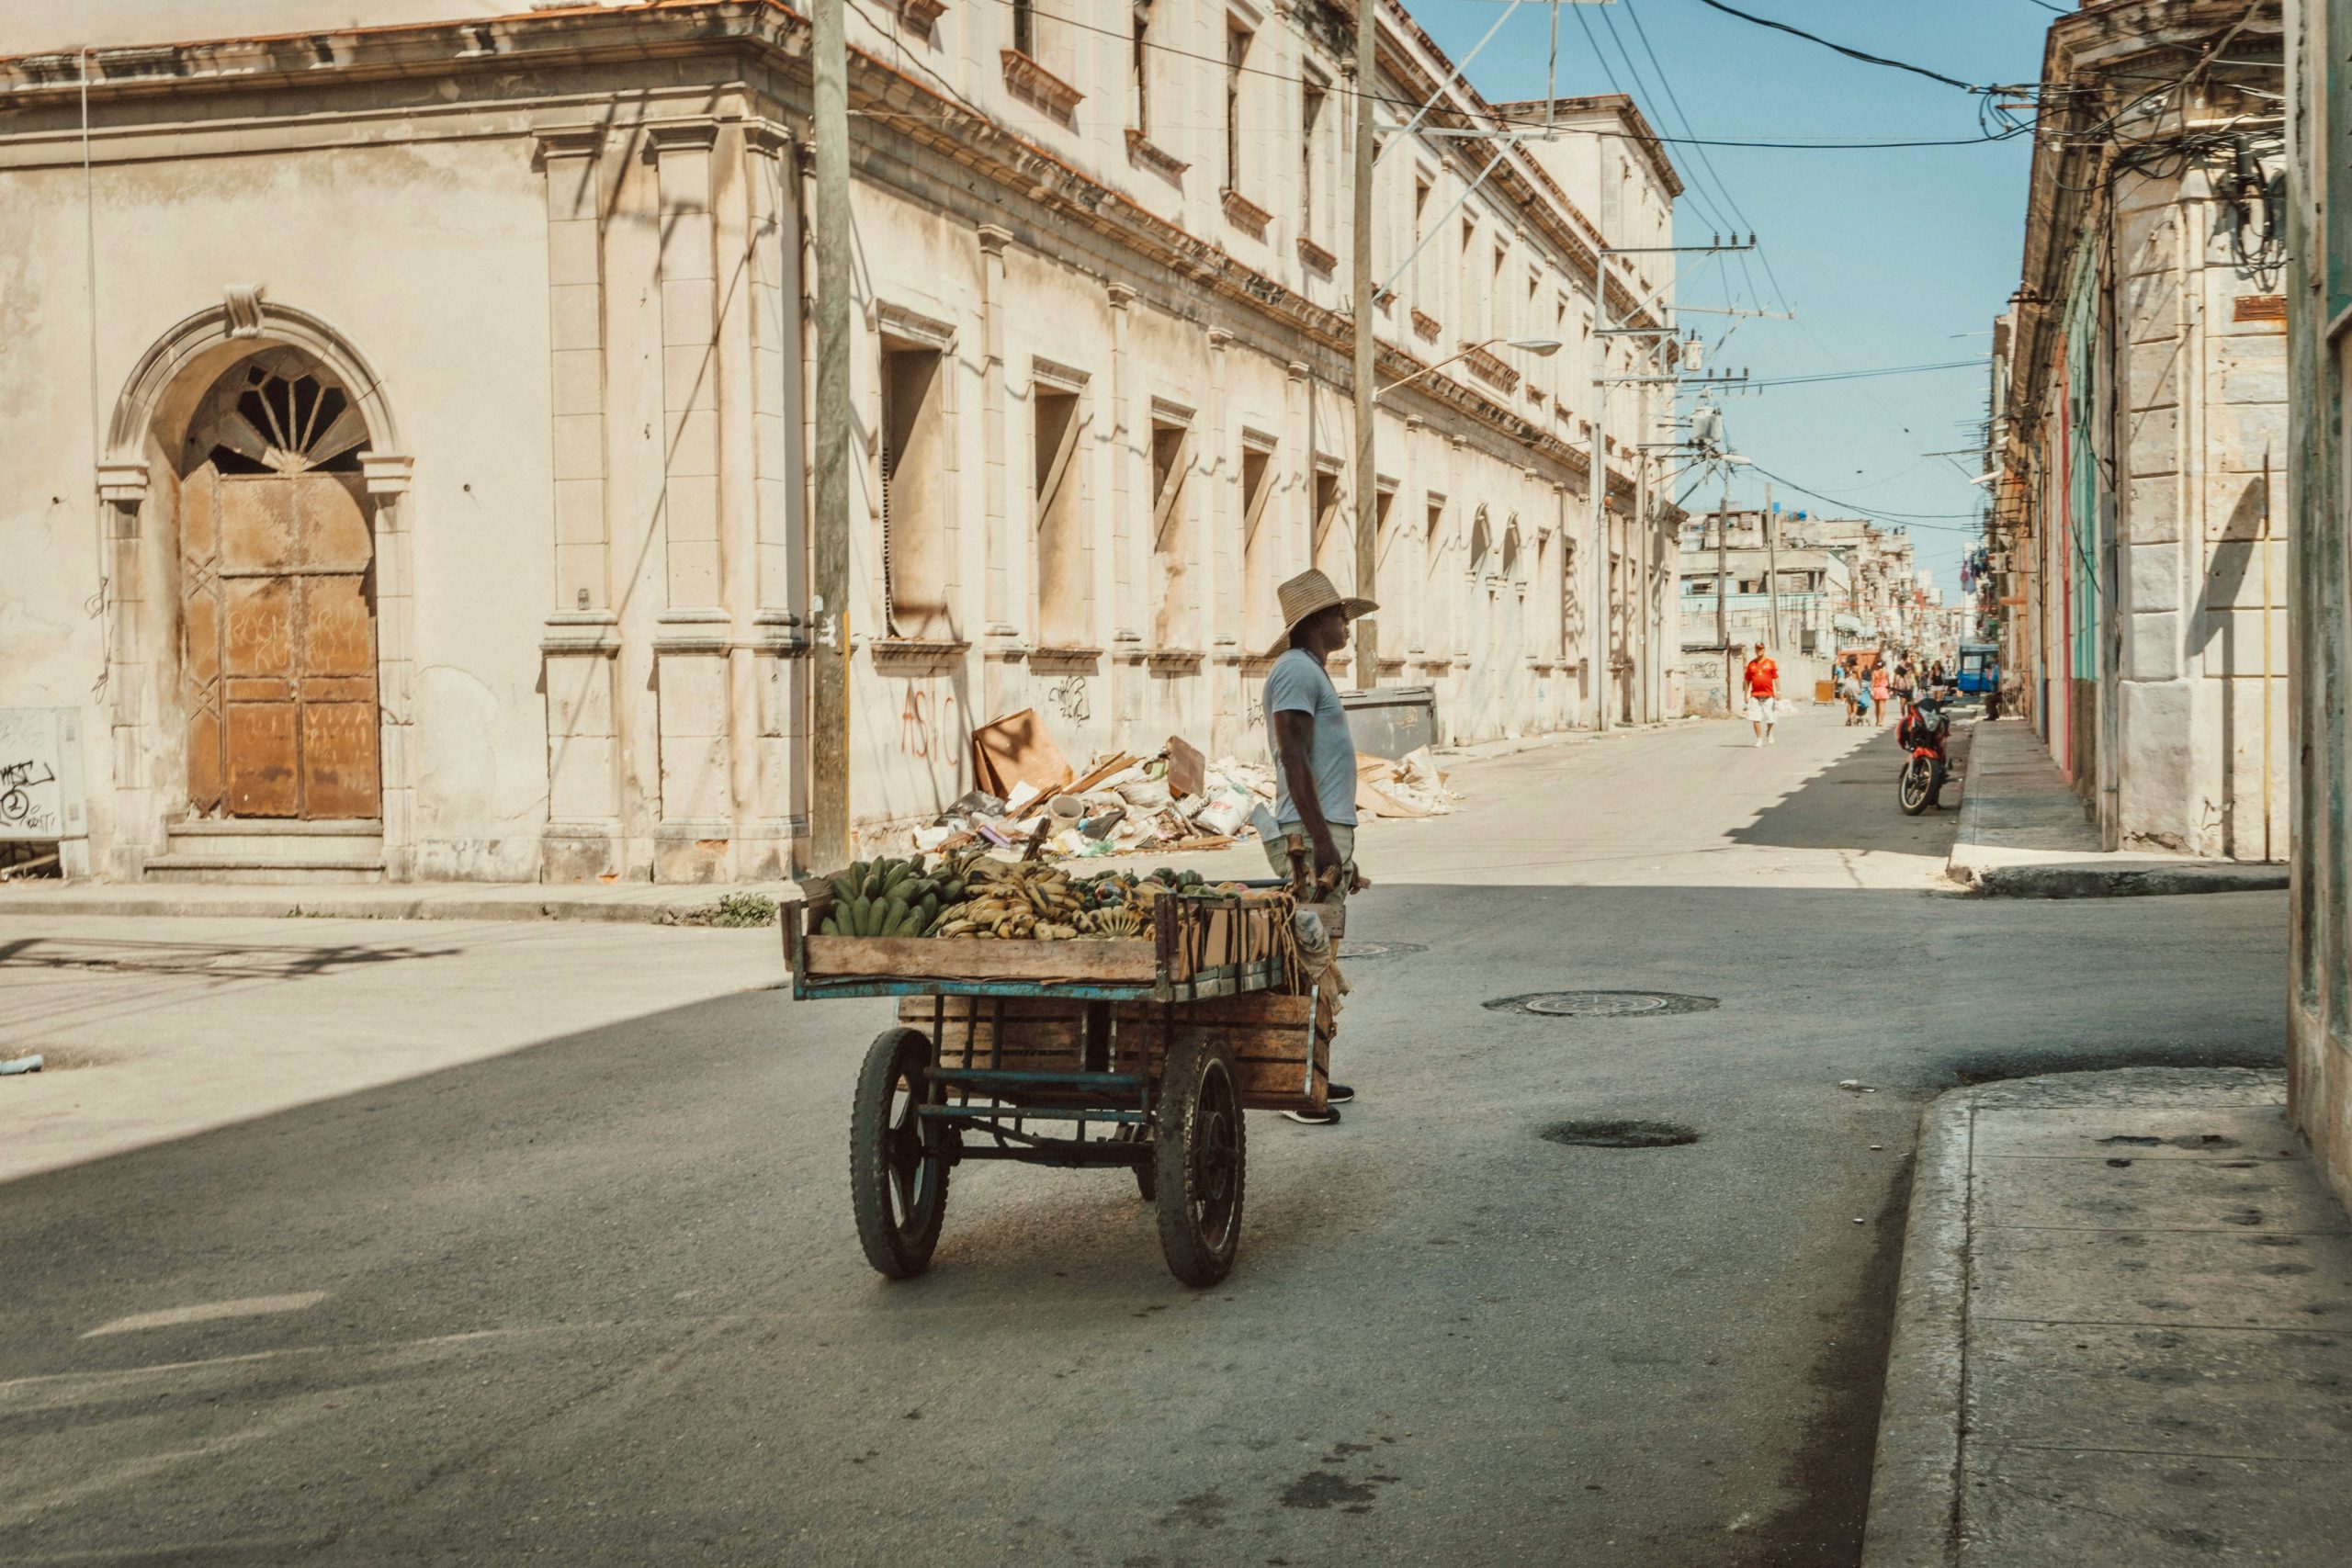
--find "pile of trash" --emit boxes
[901,706,1461,863]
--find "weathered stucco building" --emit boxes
[2284,0,2352,1216]
[1992,0,2289,861]
[0,0,1679,884]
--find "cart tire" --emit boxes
[850,1027,950,1280]
[1151,1035,1246,1287]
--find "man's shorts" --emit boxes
[1745,695,1779,723]
[1261,823,1358,909]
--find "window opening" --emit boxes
[1240,444,1276,647]
[881,343,952,639]
[184,352,368,476]
[1226,24,1251,195]
[1012,0,1036,57]
[1301,76,1328,240]
[1035,387,1088,646]
[1150,420,1192,645]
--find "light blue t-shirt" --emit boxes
[1264,649,1357,829]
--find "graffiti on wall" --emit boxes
[0,711,68,839]
[1046,674,1091,725]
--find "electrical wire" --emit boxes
[1684,0,1999,95]
[1621,0,1791,313]
[1736,359,1986,390]
[946,0,2037,153]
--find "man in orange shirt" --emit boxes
[1743,640,1780,748]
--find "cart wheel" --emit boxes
[850,1027,950,1280]
[1151,1036,1246,1287]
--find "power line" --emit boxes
[1737,359,1986,389]
[1619,0,1789,313]
[1744,462,1991,530]
[946,0,2030,152]
[1684,0,1996,95]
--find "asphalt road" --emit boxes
[0,710,2287,1567]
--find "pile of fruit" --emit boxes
[818,855,1254,942]
[816,857,969,937]
[926,861,1091,941]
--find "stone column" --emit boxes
[532,128,623,882]
[94,464,150,880]
[644,119,734,881]
[362,458,418,878]
[746,122,808,871]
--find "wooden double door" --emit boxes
[181,466,382,820]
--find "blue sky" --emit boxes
[1412,0,2055,595]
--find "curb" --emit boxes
[1949,853,2289,898]
[1944,726,2288,897]
[0,888,782,927]
[1860,1090,1973,1568]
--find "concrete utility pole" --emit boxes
[811,0,852,872]
[1715,475,1732,711]
[1351,0,1378,689]
[1764,481,1781,652]
[1589,264,1611,731]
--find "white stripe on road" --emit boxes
[80,1292,327,1339]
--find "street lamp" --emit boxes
[1376,336,1562,400]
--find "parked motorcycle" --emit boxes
[1897,694,1951,816]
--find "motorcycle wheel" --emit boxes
[1899,755,1935,817]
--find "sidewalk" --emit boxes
[0,722,1653,926]
[1863,1067,2352,1567]
[1946,719,2287,897]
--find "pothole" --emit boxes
[1485,991,1719,1018]
[1539,1119,1702,1149]
[1339,941,1425,961]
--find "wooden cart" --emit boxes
[784,884,1332,1286]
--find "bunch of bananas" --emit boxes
[819,856,969,938]
[931,861,1093,941]
[1078,902,1148,939]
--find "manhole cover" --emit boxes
[1540,1120,1701,1149]
[1484,991,1719,1018]
[1339,941,1425,961]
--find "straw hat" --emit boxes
[1268,568,1377,657]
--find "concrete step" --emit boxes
[164,820,384,861]
[142,853,386,885]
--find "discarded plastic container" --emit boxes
[0,1055,43,1077]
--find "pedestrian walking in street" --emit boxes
[1870,663,1892,728]
[1743,640,1779,746]
[1837,661,1862,726]
[1262,568,1365,1126]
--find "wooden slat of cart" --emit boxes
[904,992,1329,1111]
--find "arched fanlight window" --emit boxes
[183,348,368,477]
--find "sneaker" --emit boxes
[1326,1082,1356,1104]
[1281,1106,1342,1125]
[1754,735,1764,748]
[1767,732,1775,745]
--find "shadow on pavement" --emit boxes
[1724,724,1961,859]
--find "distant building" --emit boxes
[1675,508,1939,710]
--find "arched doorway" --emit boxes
[176,349,381,820]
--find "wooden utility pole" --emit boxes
[811,0,852,871]
[1351,0,1378,689]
